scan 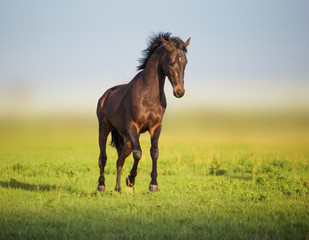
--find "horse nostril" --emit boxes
[177,90,181,97]
[174,89,185,98]
[181,89,185,96]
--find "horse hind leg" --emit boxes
[115,139,132,192]
[97,121,111,192]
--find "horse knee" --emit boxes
[150,148,159,160]
[98,154,107,168]
[133,149,142,161]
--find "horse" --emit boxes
[96,32,190,192]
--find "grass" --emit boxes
[0,111,308,239]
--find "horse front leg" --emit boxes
[126,123,142,188]
[149,124,162,192]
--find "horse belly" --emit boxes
[104,100,127,134]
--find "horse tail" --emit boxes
[110,129,124,156]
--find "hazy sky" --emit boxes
[0,0,308,114]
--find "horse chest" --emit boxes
[136,108,163,131]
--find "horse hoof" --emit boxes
[149,184,158,192]
[114,186,121,192]
[126,176,135,187]
[97,185,105,192]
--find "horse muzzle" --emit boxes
[173,87,185,98]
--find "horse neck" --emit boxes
[141,49,166,101]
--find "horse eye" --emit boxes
[170,62,175,66]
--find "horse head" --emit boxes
[161,36,190,98]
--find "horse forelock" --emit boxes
[137,32,187,71]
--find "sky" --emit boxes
[0,0,308,115]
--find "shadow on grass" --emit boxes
[0,178,57,192]
[1,207,304,240]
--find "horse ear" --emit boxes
[161,36,173,51]
[184,37,191,47]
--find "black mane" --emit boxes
[137,32,187,71]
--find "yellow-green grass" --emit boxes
[0,111,308,239]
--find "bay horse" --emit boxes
[96,32,190,192]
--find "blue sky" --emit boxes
[0,0,308,114]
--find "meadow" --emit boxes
[0,110,308,239]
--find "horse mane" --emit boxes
[137,32,188,71]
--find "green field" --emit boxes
[0,111,308,239]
